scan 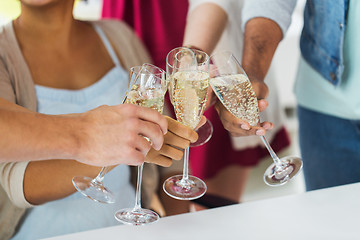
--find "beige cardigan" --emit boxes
[0,19,151,240]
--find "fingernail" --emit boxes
[241,124,250,130]
[264,123,273,130]
[256,129,265,136]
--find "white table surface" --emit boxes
[44,182,360,240]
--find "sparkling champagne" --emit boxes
[125,84,165,113]
[210,74,259,126]
[172,71,209,129]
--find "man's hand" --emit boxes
[216,16,283,137]
[146,116,199,167]
[75,104,168,167]
[214,80,273,137]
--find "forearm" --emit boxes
[0,99,82,162]
[241,0,297,82]
[241,17,283,83]
[183,2,227,54]
[23,160,115,205]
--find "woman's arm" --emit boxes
[183,2,228,54]
[0,99,171,206]
[0,98,168,166]
[23,160,103,205]
[23,116,199,205]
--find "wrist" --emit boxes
[56,114,87,162]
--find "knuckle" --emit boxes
[160,116,168,128]
[183,127,194,139]
[123,146,135,158]
[130,151,145,165]
[144,143,152,153]
[126,133,138,144]
[156,157,172,167]
[123,104,137,115]
[177,139,190,149]
[128,118,141,129]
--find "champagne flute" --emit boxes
[189,49,214,147]
[114,63,167,225]
[209,51,303,186]
[72,64,147,204]
[185,47,214,147]
[163,47,209,200]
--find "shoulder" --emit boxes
[0,21,15,54]
[89,20,151,69]
[0,21,21,68]
[0,21,15,79]
[90,19,140,47]
[0,21,10,39]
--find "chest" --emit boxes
[22,36,115,90]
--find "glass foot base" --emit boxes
[264,156,303,186]
[72,176,115,204]
[163,175,207,200]
[114,208,159,225]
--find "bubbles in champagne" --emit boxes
[125,84,165,113]
[210,74,259,126]
[171,71,209,129]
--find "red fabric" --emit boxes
[101,0,291,180]
[102,0,189,70]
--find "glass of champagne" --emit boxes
[163,47,209,200]
[114,63,167,225]
[73,77,142,204]
[72,64,146,204]
[209,51,303,186]
[184,47,214,148]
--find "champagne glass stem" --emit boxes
[133,163,144,211]
[92,166,108,183]
[182,147,190,181]
[260,136,283,167]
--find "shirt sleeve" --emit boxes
[0,58,16,103]
[0,162,33,208]
[0,58,33,208]
[188,0,233,15]
[242,0,297,37]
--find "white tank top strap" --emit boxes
[93,23,121,67]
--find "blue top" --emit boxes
[300,0,349,86]
[11,24,135,240]
[295,0,360,119]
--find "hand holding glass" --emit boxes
[114,63,167,225]
[163,47,209,200]
[209,51,303,186]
